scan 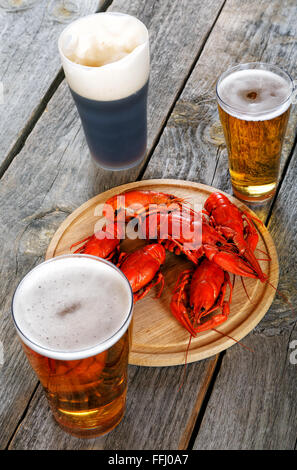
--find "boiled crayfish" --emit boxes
[103,189,186,221]
[70,188,268,337]
[170,258,233,335]
[138,207,260,279]
[70,221,124,262]
[204,192,267,282]
[117,243,165,302]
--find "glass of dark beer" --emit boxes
[216,62,293,202]
[58,12,150,170]
[12,254,134,437]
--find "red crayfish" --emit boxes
[70,221,124,262]
[138,207,261,280]
[117,243,165,302]
[170,258,233,335]
[103,189,186,221]
[70,188,269,338]
[204,192,267,282]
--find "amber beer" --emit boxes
[216,63,293,202]
[12,255,133,437]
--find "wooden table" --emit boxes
[1,0,296,451]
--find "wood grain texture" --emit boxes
[0,0,100,175]
[193,332,297,449]
[0,0,226,449]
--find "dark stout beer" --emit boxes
[70,81,148,169]
[12,255,133,437]
[59,12,150,170]
[216,63,293,202]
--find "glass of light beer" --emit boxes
[12,254,133,438]
[216,62,293,202]
[58,12,150,170]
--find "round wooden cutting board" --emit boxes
[46,179,279,366]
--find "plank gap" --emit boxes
[0,69,64,180]
[99,0,114,10]
[6,382,40,451]
[186,351,225,450]
[210,147,222,187]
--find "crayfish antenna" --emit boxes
[178,326,254,393]
[211,328,255,353]
[70,235,92,251]
[241,276,251,302]
[255,247,271,259]
[178,334,192,393]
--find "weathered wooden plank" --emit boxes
[193,146,297,449]
[0,0,226,449]
[0,0,100,175]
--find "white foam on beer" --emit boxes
[59,12,149,101]
[217,69,292,121]
[13,256,133,360]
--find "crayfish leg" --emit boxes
[194,303,230,333]
[70,235,93,252]
[133,272,165,302]
[170,270,197,336]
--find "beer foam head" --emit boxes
[12,255,133,360]
[217,65,293,121]
[59,12,149,101]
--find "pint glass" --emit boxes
[216,63,293,202]
[58,12,150,170]
[12,255,133,437]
